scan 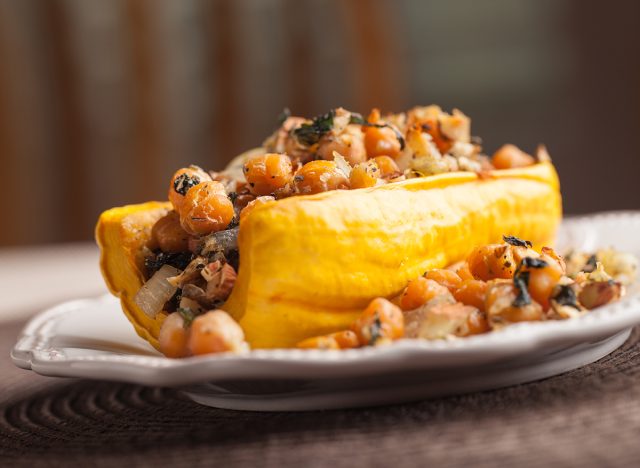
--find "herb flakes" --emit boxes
[369,312,383,345]
[145,251,195,276]
[552,285,580,310]
[173,173,201,196]
[512,271,532,307]
[518,257,548,270]
[293,110,335,146]
[512,257,548,307]
[503,235,533,248]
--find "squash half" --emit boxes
[96,162,561,350]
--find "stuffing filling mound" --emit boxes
[133,105,636,357]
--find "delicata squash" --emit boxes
[96,105,565,353]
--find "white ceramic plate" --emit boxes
[12,211,640,411]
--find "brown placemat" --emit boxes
[2,319,640,467]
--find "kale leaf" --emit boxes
[293,110,335,146]
[552,284,581,310]
[145,251,194,276]
[512,257,548,307]
[503,235,533,248]
[173,173,201,196]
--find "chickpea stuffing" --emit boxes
[132,106,633,358]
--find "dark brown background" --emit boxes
[1,0,639,246]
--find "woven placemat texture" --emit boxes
[2,320,640,467]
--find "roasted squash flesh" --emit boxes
[96,162,561,350]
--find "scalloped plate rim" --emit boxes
[10,210,640,388]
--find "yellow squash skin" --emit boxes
[225,162,561,348]
[96,162,561,350]
[96,201,172,350]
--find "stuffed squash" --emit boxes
[96,105,588,355]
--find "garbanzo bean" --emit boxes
[464,308,491,335]
[293,160,350,194]
[243,153,293,196]
[400,277,451,311]
[454,279,488,311]
[364,126,402,159]
[492,144,535,170]
[363,108,402,159]
[317,124,367,165]
[350,160,380,189]
[151,211,190,252]
[467,244,522,281]
[541,246,566,273]
[424,269,463,292]
[447,261,474,281]
[296,335,340,350]
[297,330,360,350]
[485,280,544,325]
[352,297,404,346]
[420,117,453,154]
[159,312,190,358]
[519,256,564,310]
[168,166,211,212]
[188,310,246,355]
[372,156,401,178]
[179,181,235,236]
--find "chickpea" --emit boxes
[297,335,339,350]
[352,297,404,346]
[350,160,381,189]
[519,256,564,310]
[372,156,401,179]
[464,308,491,335]
[239,195,275,224]
[467,241,538,282]
[151,211,190,252]
[364,126,402,159]
[243,153,293,196]
[420,117,453,154]
[317,125,367,165]
[424,269,462,293]
[159,312,190,358]
[485,280,544,325]
[492,144,535,170]
[188,310,247,356]
[168,165,211,212]
[293,160,350,194]
[363,109,402,159]
[331,330,360,348]
[541,246,567,273]
[467,244,516,281]
[179,181,235,236]
[454,279,488,311]
[400,277,452,311]
[297,330,360,350]
[447,261,474,281]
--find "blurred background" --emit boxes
[1,0,639,246]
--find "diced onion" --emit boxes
[134,264,180,318]
[332,151,352,178]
